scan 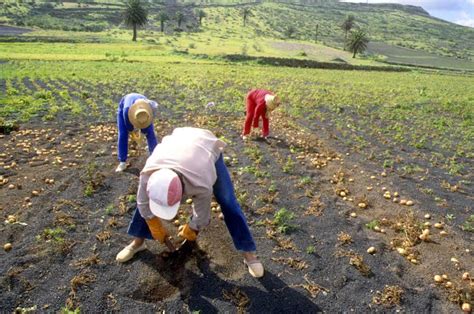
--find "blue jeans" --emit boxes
[127,154,257,252]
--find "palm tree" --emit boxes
[341,15,355,41]
[347,30,369,58]
[284,25,296,39]
[197,9,206,26]
[159,12,169,33]
[176,11,185,29]
[123,0,148,42]
[242,8,252,26]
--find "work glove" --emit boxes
[178,224,198,241]
[146,217,168,243]
[130,130,141,144]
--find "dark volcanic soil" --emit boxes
[0,110,472,313]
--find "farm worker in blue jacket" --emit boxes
[116,93,159,172]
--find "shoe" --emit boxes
[244,258,264,278]
[116,242,146,263]
[115,162,127,172]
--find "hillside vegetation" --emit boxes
[1,0,474,69]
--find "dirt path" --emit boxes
[0,110,472,312]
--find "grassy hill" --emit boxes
[1,0,474,69]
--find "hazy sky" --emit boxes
[341,0,474,28]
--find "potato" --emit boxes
[434,275,443,283]
[367,247,376,254]
[462,303,471,313]
[397,248,408,256]
[462,272,470,280]
[3,243,12,252]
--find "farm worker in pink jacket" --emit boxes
[116,127,264,278]
[242,89,281,140]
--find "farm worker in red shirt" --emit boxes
[116,127,264,278]
[242,89,281,140]
[116,93,159,172]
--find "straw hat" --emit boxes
[265,94,281,112]
[128,99,153,129]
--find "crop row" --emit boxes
[1,59,473,191]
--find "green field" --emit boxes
[1,50,473,174]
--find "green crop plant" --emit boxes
[273,208,296,234]
[306,245,316,254]
[37,227,66,243]
[365,220,379,230]
[282,156,295,173]
[461,215,474,233]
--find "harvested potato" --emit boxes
[4,243,12,252]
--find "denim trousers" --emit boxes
[127,154,257,252]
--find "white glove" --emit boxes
[241,135,248,141]
[115,162,127,172]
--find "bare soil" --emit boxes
[0,108,472,312]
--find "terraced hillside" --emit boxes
[1,0,474,69]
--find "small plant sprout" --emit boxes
[306,245,316,254]
[273,208,296,234]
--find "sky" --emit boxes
[341,0,474,28]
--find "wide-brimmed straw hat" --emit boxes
[265,94,281,112]
[128,99,153,129]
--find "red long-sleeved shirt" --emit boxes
[243,89,273,137]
